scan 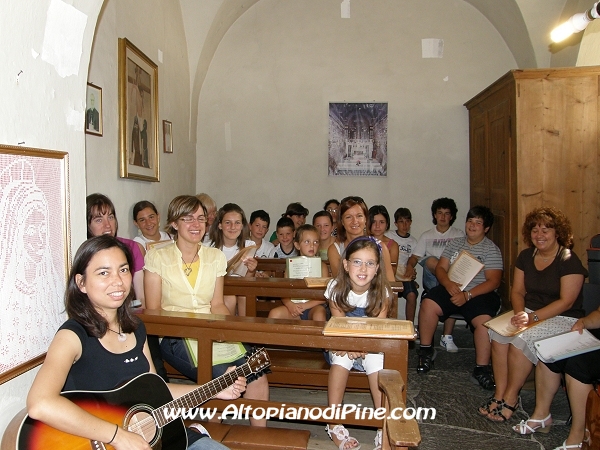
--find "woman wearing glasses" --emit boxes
[324,199,340,236]
[144,195,269,426]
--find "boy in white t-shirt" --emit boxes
[249,210,275,258]
[407,198,465,352]
[386,207,418,325]
[272,217,298,258]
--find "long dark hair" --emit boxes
[132,200,158,221]
[86,193,117,238]
[209,203,250,250]
[66,235,138,337]
[328,236,391,317]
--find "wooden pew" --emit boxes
[223,276,402,318]
[139,310,412,426]
[255,258,288,277]
[220,276,403,392]
[256,258,397,279]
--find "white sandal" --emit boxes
[553,441,582,450]
[325,424,361,450]
[373,429,382,450]
[512,413,552,434]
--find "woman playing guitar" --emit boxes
[26,235,247,450]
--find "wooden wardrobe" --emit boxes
[464,67,600,306]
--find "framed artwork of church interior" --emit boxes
[118,38,160,182]
[85,83,103,136]
[328,102,388,177]
[0,144,70,384]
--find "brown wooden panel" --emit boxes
[469,111,488,207]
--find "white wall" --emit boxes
[0,0,102,437]
[85,0,195,239]
[195,0,516,238]
[577,19,600,66]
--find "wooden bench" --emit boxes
[139,310,419,449]
[222,276,402,392]
[187,422,310,450]
[256,258,397,279]
[223,276,402,318]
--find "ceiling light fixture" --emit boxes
[551,1,600,42]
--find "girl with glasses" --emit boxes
[325,237,392,450]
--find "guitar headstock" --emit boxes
[246,348,270,373]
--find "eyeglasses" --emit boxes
[349,259,377,269]
[179,215,207,224]
[326,208,338,213]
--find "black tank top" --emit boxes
[60,319,150,392]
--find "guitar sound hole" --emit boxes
[124,408,159,445]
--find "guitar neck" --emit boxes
[152,362,251,427]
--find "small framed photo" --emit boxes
[85,83,103,136]
[163,120,173,153]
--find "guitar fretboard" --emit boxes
[152,361,252,427]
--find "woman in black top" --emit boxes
[27,236,245,450]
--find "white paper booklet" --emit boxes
[447,250,484,290]
[286,256,322,279]
[535,329,600,363]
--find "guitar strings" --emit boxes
[128,352,267,437]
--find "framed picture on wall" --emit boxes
[0,145,70,384]
[85,83,103,136]
[163,120,173,153]
[328,102,388,177]
[118,38,159,182]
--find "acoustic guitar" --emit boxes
[5,348,270,450]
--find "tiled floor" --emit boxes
[251,324,572,449]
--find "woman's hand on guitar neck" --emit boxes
[215,366,247,400]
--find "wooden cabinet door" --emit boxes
[469,96,512,304]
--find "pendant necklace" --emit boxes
[108,326,127,342]
[182,252,198,277]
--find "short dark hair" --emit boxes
[323,199,340,210]
[431,197,458,226]
[276,216,295,231]
[284,202,309,217]
[66,235,138,337]
[368,205,391,231]
[86,193,117,238]
[133,200,158,222]
[466,205,494,230]
[250,209,270,226]
[393,208,412,222]
[313,210,333,225]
